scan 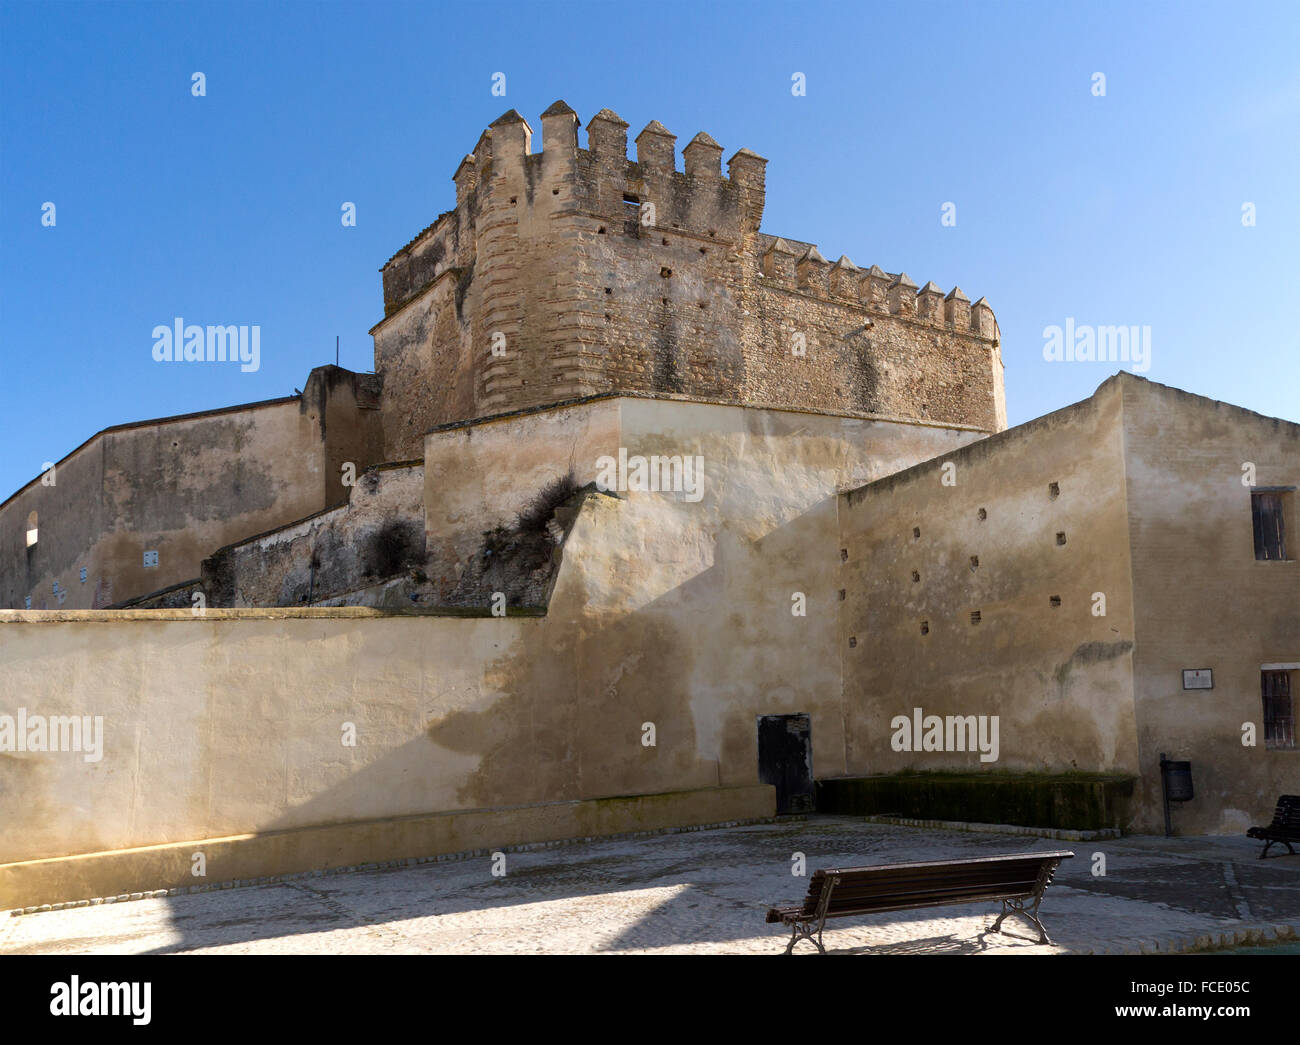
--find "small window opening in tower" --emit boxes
[26,511,38,547]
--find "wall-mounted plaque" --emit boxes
[1182,669,1213,690]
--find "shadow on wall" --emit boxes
[14,478,1146,949]
[51,490,839,952]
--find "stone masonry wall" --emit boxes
[0,365,385,612]
[201,461,425,608]
[370,103,1006,461]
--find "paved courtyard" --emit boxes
[3,817,1298,955]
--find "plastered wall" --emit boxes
[836,373,1300,833]
[838,377,1141,791]
[1121,378,1300,833]
[0,399,979,872]
[0,366,383,612]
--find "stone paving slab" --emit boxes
[2,818,1297,955]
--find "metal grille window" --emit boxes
[1262,670,1295,750]
[1252,492,1287,560]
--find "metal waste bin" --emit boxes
[1162,758,1193,801]
[1160,753,1193,836]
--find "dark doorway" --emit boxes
[757,714,814,813]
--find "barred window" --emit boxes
[1262,670,1295,750]
[1252,492,1288,560]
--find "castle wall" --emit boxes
[835,372,1300,835]
[0,367,385,612]
[422,397,622,604]
[552,398,985,797]
[0,398,979,903]
[421,395,984,607]
[372,104,1005,461]
[836,378,1143,806]
[421,395,986,796]
[371,257,476,463]
[749,279,1004,429]
[1120,378,1300,834]
[0,609,544,869]
[0,398,320,612]
[202,461,425,608]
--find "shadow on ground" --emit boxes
[4,818,1297,955]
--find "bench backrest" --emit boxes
[792,851,1073,919]
[1269,794,1300,829]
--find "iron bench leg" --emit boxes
[784,919,824,955]
[784,875,839,955]
[988,860,1061,945]
[1259,838,1296,859]
[989,895,1054,945]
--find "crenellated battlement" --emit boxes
[380,102,997,341]
[756,238,998,339]
[370,103,1006,460]
[380,103,770,315]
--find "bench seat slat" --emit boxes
[809,885,1040,918]
[821,880,1040,907]
[766,851,1074,948]
[1247,796,1300,855]
[816,867,1046,889]
[809,850,1074,878]
[800,871,1049,899]
[769,852,1070,923]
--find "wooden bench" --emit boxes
[1247,795,1300,858]
[766,850,1074,954]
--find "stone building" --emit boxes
[372,103,1003,460]
[0,366,383,612]
[0,105,1294,908]
[836,372,1299,836]
[0,103,1003,614]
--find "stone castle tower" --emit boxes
[371,102,1006,459]
[1,101,1006,614]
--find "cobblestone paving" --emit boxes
[3,818,1298,955]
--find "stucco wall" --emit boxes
[0,399,318,612]
[564,399,985,793]
[0,609,529,865]
[837,377,1142,796]
[422,398,621,604]
[1121,377,1300,834]
[0,366,383,612]
[424,395,986,789]
[835,373,1300,835]
[0,398,979,880]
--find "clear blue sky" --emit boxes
[2,0,1297,499]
